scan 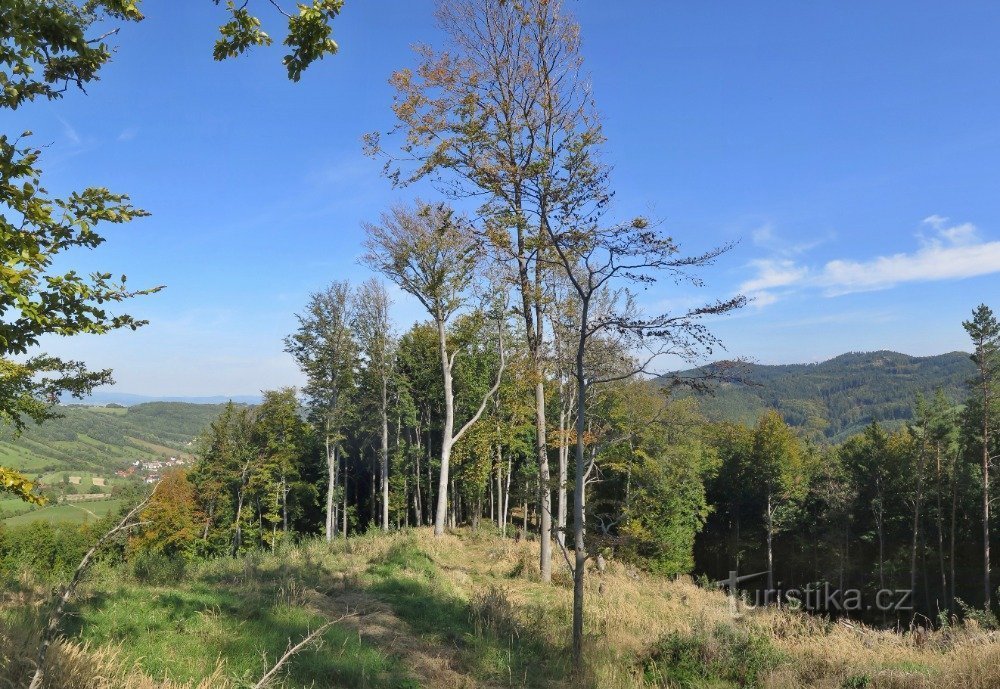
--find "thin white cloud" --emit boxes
[752,223,775,246]
[118,126,139,142]
[744,217,1000,304]
[741,259,809,292]
[749,222,834,257]
[57,117,81,146]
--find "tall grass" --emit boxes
[3,527,1000,688]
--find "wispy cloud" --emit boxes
[750,222,834,257]
[57,117,82,146]
[741,216,1000,305]
[118,126,139,142]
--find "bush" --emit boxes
[0,521,97,581]
[130,551,186,585]
[643,622,781,688]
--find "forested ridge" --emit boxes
[677,351,975,441]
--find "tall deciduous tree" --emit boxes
[370,0,601,581]
[750,410,809,593]
[543,212,745,666]
[363,202,504,536]
[963,303,999,608]
[285,283,356,542]
[354,279,396,531]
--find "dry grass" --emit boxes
[411,529,1000,688]
[0,621,228,689]
[4,528,1000,688]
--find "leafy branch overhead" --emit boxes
[213,0,345,81]
[0,0,344,503]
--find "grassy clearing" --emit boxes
[2,499,123,526]
[3,528,1000,688]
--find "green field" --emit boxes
[0,402,227,526]
[2,499,124,527]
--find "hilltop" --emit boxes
[674,350,975,441]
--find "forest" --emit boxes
[3,0,1000,687]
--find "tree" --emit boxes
[750,411,809,594]
[189,401,258,554]
[285,283,357,542]
[130,469,202,557]
[370,0,600,581]
[0,0,345,504]
[363,201,505,536]
[353,279,396,531]
[619,391,718,575]
[255,388,312,543]
[963,303,999,608]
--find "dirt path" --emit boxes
[309,585,492,689]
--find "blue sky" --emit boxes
[7,1,999,396]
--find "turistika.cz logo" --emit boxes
[713,569,914,617]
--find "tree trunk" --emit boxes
[325,435,335,543]
[434,314,455,536]
[950,449,958,610]
[936,444,948,612]
[342,462,349,538]
[983,414,991,609]
[911,444,926,600]
[281,473,288,534]
[535,380,552,582]
[381,380,390,532]
[571,298,589,671]
[766,491,775,594]
[557,402,569,549]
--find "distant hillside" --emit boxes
[673,351,975,442]
[63,391,263,406]
[0,402,227,478]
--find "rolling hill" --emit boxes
[0,402,229,521]
[673,350,976,442]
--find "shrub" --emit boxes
[130,551,186,585]
[642,622,781,688]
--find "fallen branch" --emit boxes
[28,483,159,689]
[253,613,354,688]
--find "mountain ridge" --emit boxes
[671,349,975,442]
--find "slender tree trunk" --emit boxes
[281,473,288,534]
[503,452,512,537]
[911,445,926,599]
[535,380,553,582]
[434,315,455,536]
[325,435,335,543]
[557,401,569,549]
[414,431,423,527]
[426,417,434,526]
[983,414,991,608]
[936,445,948,611]
[381,380,390,531]
[950,449,958,610]
[571,298,589,671]
[342,462,348,538]
[878,505,885,592]
[766,492,775,594]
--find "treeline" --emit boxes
[699,397,988,620]
[150,345,719,579]
[132,303,1000,628]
